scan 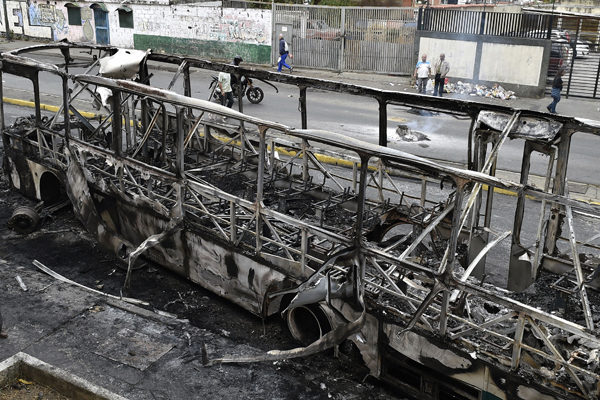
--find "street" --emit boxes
[3,50,600,186]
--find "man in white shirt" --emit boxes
[218,70,234,108]
[414,54,431,94]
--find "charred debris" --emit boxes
[3,42,600,400]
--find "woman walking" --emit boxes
[547,68,565,114]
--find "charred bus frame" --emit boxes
[2,43,600,399]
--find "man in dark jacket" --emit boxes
[547,68,565,114]
[278,34,293,73]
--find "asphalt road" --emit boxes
[2,50,600,185]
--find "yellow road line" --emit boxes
[6,96,599,204]
[3,97,98,119]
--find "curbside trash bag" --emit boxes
[426,79,434,93]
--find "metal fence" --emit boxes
[272,5,417,74]
[541,13,600,99]
[417,8,553,39]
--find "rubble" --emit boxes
[445,81,518,100]
[395,124,430,143]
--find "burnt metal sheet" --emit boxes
[478,110,562,140]
[99,49,149,79]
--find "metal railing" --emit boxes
[273,4,417,74]
[417,7,553,39]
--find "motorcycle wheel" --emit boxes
[246,87,264,104]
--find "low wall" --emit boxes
[130,5,271,64]
[416,31,551,98]
[0,1,272,64]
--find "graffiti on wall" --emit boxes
[26,1,94,42]
[218,15,268,44]
[27,2,68,38]
[37,4,54,24]
[203,13,269,44]
[29,3,54,26]
[137,8,269,45]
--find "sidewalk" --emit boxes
[2,38,600,203]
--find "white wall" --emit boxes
[1,0,271,50]
[418,37,477,80]
[419,35,545,87]
[130,5,271,46]
[479,42,544,86]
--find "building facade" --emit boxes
[2,0,272,63]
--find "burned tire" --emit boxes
[8,206,40,234]
[246,87,264,104]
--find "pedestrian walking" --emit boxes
[278,34,293,73]
[547,68,565,114]
[432,53,450,97]
[414,54,431,94]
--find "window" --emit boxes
[66,5,81,26]
[118,7,133,29]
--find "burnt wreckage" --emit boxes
[2,43,600,400]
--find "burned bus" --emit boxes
[2,43,600,399]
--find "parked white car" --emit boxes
[525,29,590,57]
[554,39,590,57]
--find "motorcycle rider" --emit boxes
[212,56,264,107]
[230,56,253,95]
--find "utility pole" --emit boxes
[2,0,12,41]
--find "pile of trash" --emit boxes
[445,81,517,100]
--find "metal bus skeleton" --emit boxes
[2,42,600,400]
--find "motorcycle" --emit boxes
[209,75,278,105]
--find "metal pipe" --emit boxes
[299,86,307,129]
[378,97,387,147]
[255,126,268,253]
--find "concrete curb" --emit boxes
[4,95,600,205]
[0,352,127,400]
